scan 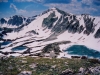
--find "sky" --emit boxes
[0,0,100,18]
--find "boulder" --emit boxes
[18,71,32,75]
[71,56,80,59]
[81,56,87,59]
[29,63,37,69]
[89,66,100,75]
[60,69,73,75]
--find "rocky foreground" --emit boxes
[0,56,100,75]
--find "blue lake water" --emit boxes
[1,41,12,45]
[12,46,27,51]
[65,45,100,58]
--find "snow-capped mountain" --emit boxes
[0,8,100,57]
[0,15,36,28]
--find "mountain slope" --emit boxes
[0,8,100,57]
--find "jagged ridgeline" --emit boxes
[42,8,99,36]
[0,15,36,25]
[0,8,100,38]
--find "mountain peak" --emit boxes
[49,7,57,10]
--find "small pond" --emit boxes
[12,46,27,51]
[1,41,12,46]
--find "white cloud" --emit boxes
[14,0,43,2]
[9,3,44,17]
[10,0,100,16]
[10,3,26,13]
[81,0,93,5]
[45,0,98,15]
